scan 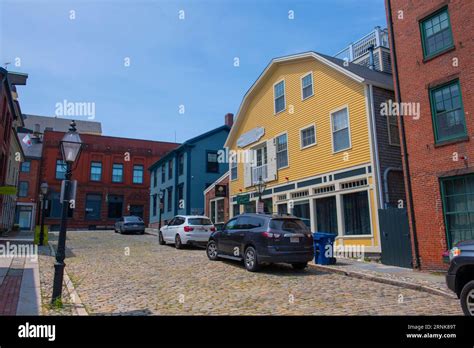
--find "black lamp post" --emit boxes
[254,176,267,214]
[51,121,83,303]
[158,190,164,231]
[39,182,48,246]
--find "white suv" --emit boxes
[159,215,216,249]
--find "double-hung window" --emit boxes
[275,133,288,169]
[274,80,285,114]
[133,165,144,184]
[420,8,454,59]
[430,80,466,143]
[301,73,313,100]
[230,155,238,180]
[18,181,28,197]
[331,107,350,152]
[207,151,219,173]
[300,125,316,148]
[90,162,102,181]
[112,163,124,183]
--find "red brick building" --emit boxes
[204,172,230,226]
[15,132,43,231]
[40,130,179,230]
[387,0,474,269]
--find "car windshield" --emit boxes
[125,216,142,222]
[269,219,309,233]
[188,218,213,226]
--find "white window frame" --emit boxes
[299,123,317,149]
[230,154,238,181]
[210,197,225,224]
[330,105,352,154]
[301,72,314,100]
[273,79,286,115]
[275,131,289,170]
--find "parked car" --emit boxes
[159,215,216,249]
[206,213,314,272]
[446,240,474,316]
[114,216,145,234]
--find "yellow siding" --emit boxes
[229,58,371,196]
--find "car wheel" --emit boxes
[292,262,308,271]
[460,280,474,316]
[206,240,219,261]
[244,246,259,272]
[158,232,165,245]
[175,234,183,249]
[119,227,123,234]
[114,228,118,233]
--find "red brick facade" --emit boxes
[387,0,474,269]
[41,131,179,230]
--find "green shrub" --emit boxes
[34,225,49,246]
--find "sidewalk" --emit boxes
[310,257,454,299]
[0,238,42,315]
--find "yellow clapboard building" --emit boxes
[225,51,404,254]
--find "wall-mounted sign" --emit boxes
[215,184,227,197]
[236,195,250,205]
[237,127,265,148]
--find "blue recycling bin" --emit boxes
[313,232,337,265]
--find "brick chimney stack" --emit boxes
[224,113,234,128]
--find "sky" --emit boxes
[0,0,387,143]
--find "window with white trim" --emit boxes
[301,73,313,99]
[230,156,238,180]
[274,80,285,113]
[300,125,316,148]
[331,107,350,152]
[275,134,288,169]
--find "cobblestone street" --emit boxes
[44,231,462,315]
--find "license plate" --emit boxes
[290,237,299,243]
[133,224,138,227]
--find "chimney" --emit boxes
[368,44,375,70]
[224,113,234,128]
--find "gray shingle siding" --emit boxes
[381,50,392,74]
[372,86,406,208]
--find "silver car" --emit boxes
[114,216,145,234]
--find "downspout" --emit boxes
[383,167,402,208]
[367,84,384,208]
[387,0,421,269]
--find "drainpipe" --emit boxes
[383,167,402,208]
[386,0,421,269]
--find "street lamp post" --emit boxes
[39,182,49,246]
[51,121,83,303]
[158,190,164,231]
[255,176,266,214]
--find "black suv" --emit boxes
[206,213,314,272]
[446,240,474,316]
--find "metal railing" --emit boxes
[334,27,389,62]
[252,164,268,186]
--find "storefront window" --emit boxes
[316,196,338,234]
[292,200,311,228]
[343,191,370,235]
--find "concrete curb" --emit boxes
[309,263,455,299]
[48,243,89,315]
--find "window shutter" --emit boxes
[244,152,252,188]
[267,139,277,181]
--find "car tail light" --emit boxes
[262,230,281,239]
[183,226,194,232]
[210,227,216,232]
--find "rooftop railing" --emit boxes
[334,27,389,62]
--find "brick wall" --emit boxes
[40,131,179,230]
[388,0,474,269]
[204,174,229,224]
